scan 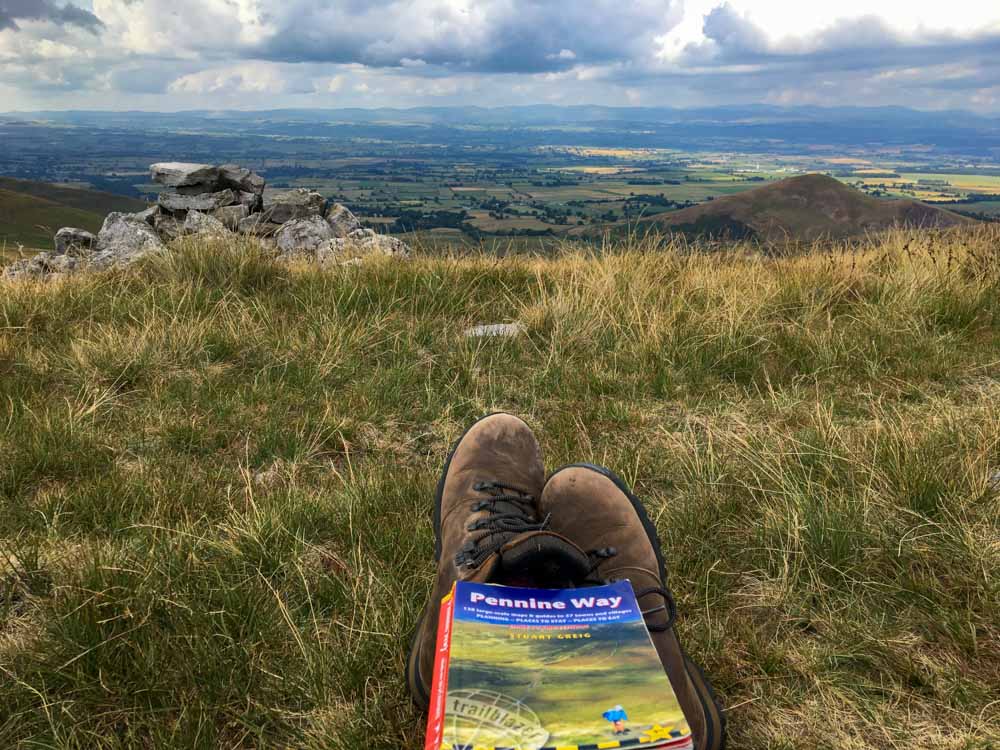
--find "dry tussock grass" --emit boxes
[0,226,998,747]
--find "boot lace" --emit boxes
[454,481,547,570]
[585,547,678,631]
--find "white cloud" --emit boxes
[547,49,577,61]
[320,74,345,93]
[168,65,287,95]
[0,0,998,111]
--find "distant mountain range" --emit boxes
[593,174,974,243]
[6,104,1000,128]
[4,105,1000,154]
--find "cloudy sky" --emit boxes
[1,0,999,112]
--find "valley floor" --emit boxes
[1,229,999,748]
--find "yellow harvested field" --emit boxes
[576,147,656,158]
[544,146,665,159]
[856,172,1000,197]
[554,166,645,175]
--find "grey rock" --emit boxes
[239,191,263,213]
[153,213,185,242]
[158,189,236,213]
[219,164,265,195]
[183,210,230,237]
[464,322,526,339]
[150,162,220,189]
[2,258,33,280]
[174,182,221,196]
[325,203,362,237]
[237,215,282,237]
[316,233,411,264]
[262,189,326,224]
[47,253,80,273]
[370,234,410,258]
[212,204,250,230]
[275,215,334,254]
[3,252,79,279]
[95,212,165,266]
[53,227,96,255]
[132,206,159,225]
[989,469,1000,493]
[6,213,164,278]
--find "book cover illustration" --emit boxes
[424,580,693,750]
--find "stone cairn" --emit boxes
[3,162,410,279]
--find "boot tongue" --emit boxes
[479,530,592,589]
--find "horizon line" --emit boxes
[1,103,993,117]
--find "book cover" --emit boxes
[424,580,693,750]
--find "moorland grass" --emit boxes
[1,228,998,748]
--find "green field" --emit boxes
[7,142,998,246]
[850,171,1000,203]
[938,200,1000,218]
[1,227,998,748]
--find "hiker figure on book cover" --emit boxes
[603,704,629,735]
[426,580,693,750]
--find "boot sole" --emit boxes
[406,412,510,711]
[547,463,727,750]
[685,655,728,750]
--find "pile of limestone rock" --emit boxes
[3,162,409,280]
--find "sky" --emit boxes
[1,0,999,112]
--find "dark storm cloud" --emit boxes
[0,0,103,31]
[253,0,679,73]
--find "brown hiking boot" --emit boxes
[406,414,592,709]
[539,463,727,750]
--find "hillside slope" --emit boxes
[0,178,146,251]
[1,228,998,748]
[625,174,974,242]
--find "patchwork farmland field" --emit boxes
[2,112,998,249]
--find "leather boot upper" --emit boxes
[538,465,710,748]
[409,414,591,707]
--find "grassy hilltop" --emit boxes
[584,174,976,243]
[0,178,147,253]
[1,229,999,748]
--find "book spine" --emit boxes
[423,584,456,750]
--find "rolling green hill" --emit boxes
[0,178,147,252]
[597,173,975,243]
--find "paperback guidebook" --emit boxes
[424,580,693,750]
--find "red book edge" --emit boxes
[423,582,457,750]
